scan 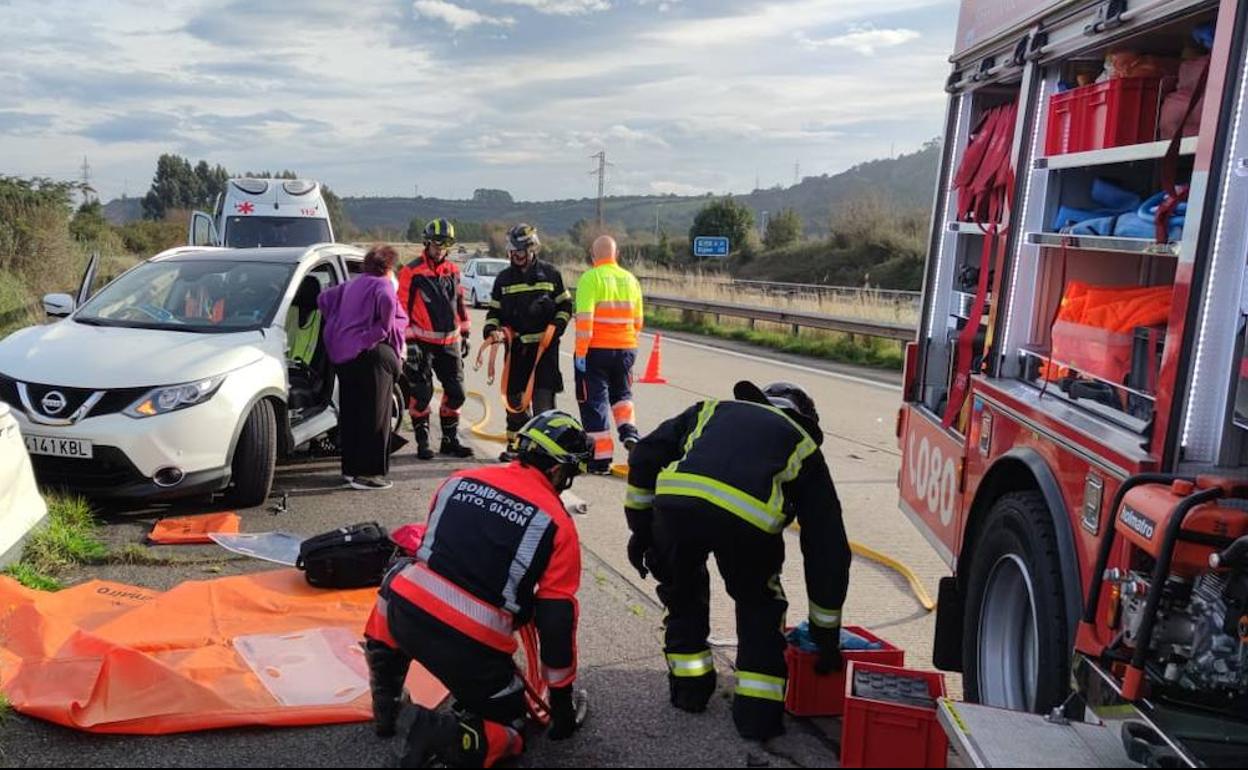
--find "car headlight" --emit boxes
[125,375,226,418]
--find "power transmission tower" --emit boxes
[589,151,612,229]
[80,156,94,204]
[793,161,800,187]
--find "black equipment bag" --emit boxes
[297,522,397,589]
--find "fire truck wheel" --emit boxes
[962,490,1069,714]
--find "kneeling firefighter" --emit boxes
[364,411,591,767]
[625,381,851,741]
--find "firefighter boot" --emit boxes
[439,417,474,459]
[669,672,716,714]
[733,694,785,742]
[364,640,408,738]
[397,706,462,768]
[433,713,525,769]
[413,417,435,461]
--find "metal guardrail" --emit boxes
[646,293,916,342]
[729,279,922,303]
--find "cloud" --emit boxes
[494,0,610,14]
[0,110,54,136]
[649,179,708,196]
[80,109,332,146]
[798,26,922,55]
[414,0,514,30]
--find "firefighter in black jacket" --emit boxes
[626,381,851,741]
[483,224,574,462]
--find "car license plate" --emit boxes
[24,435,94,459]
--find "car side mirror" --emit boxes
[43,293,75,318]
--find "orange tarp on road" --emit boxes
[148,512,241,544]
[0,569,447,734]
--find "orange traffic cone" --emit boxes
[638,335,668,384]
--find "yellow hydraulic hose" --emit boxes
[465,390,509,444]
[849,541,937,612]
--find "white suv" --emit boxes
[0,244,391,507]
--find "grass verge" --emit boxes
[645,308,903,370]
[21,494,108,575]
[1,563,63,592]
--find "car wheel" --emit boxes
[227,399,277,508]
[962,491,1070,714]
[392,380,406,435]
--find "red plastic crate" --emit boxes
[1050,320,1134,386]
[784,626,903,717]
[840,661,948,769]
[1045,78,1163,156]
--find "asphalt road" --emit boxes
[0,311,954,768]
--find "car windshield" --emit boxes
[475,261,507,277]
[75,260,295,333]
[224,216,331,248]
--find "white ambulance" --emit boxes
[190,178,335,249]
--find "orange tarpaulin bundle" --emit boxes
[1055,281,1172,333]
[1046,281,1172,384]
[148,512,241,544]
[0,569,447,734]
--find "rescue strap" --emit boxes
[474,326,558,415]
[1156,58,1209,244]
[943,101,1017,430]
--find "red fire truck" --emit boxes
[900,0,1248,764]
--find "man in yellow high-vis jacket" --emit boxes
[573,235,644,474]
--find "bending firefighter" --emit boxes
[626,381,851,740]
[574,235,644,473]
[483,224,574,462]
[364,411,591,767]
[398,219,474,460]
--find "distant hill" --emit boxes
[101,142,941,238]
[103,197,143,225]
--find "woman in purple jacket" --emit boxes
[318,245,409,490]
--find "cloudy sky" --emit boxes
[0,0,959,202]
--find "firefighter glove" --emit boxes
[547,686,580,740]
[461,337,471,359]
[627,531,652,580]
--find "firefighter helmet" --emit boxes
[513,410,591,485]
[734,380,822,441]
[423,218,456,245]
[507,223,540,254]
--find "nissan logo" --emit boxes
[41,391,68,416]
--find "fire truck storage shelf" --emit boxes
[1036,136,1200,170]
[1025,232,1181,257]
[937,700,1131,768]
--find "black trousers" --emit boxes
[407,342,466,422]
[335,343,399,478]
[504,338,561,435]
[652,498,789,740]
[381,598,526,727]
